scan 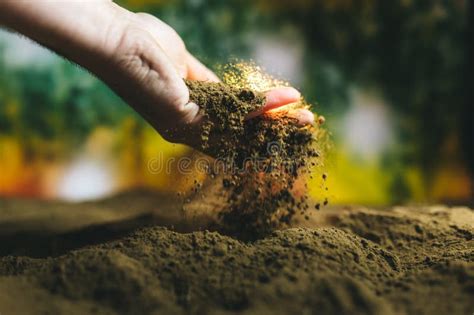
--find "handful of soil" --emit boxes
[185,79,323,239]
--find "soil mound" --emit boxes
[0,201,472,315]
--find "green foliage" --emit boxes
[0,49,137,145]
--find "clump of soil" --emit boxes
[185,80,322,239]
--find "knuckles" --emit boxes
[102,14,199,146]
[110,26,152,78]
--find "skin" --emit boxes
[0,0,314,149]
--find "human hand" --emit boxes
[97,10,314,145]
[0,0,314,150]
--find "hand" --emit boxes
[96,10,314,146]
[0,1,314,150]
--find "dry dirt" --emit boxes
[0,190,472,315]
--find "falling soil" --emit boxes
[185,79,322,239]
[0,193,472,315]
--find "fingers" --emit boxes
[245,87,314,125]
[263,87,301,111]
[246,87,303,120]
[284,108,315,126]
[186,52,220,82]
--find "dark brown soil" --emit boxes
[0,191,472,315]
[185,80,324,239]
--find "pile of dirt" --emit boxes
[186,79,323,239]
[0,200,472,315]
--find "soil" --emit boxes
[185,79,324,239]
[0,190,472,315]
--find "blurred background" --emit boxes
[0,0,471,205]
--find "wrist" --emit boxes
[54,1,132,71]
[72,2,135,71]
[0,0,130,72]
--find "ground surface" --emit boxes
[0,190,473,315]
